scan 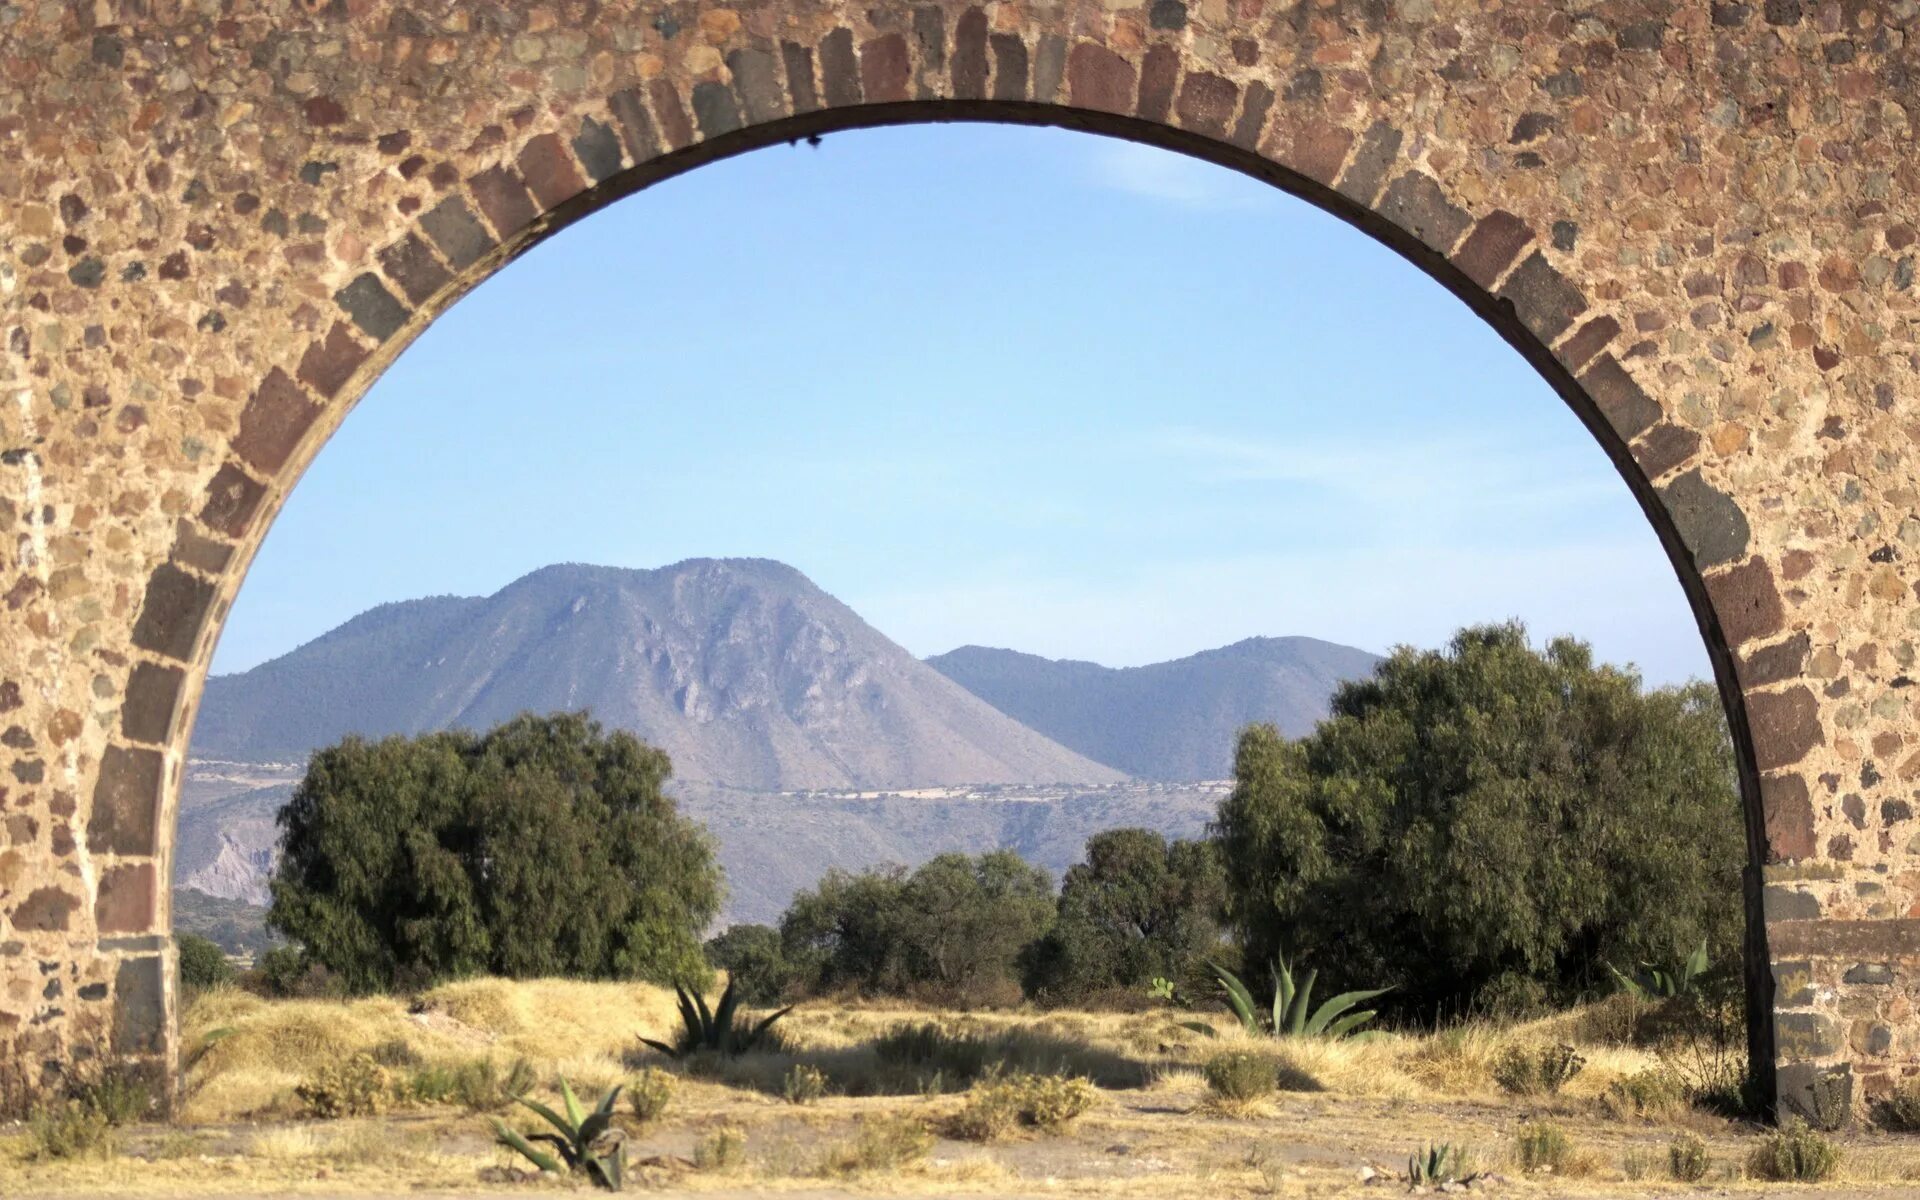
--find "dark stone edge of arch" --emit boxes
[141,97,1779,1106]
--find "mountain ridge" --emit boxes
[193,558,1124,791]
[926,635,1381,779]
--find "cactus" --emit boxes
[1200,950,1388,1041]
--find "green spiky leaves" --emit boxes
[491,1077,627,1190]
[637,977,792,1059]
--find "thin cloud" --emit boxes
[1083,139,1271,210]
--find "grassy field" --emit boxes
[4,978,1919,1197]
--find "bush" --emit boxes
[1875,1076,1920,1132]
[1493,1043,1586,1096]
[1203,1051,1276,1103]
[783,1064,826,1106]
[27,1100,113,1160]
[628,1068,674,1123]
[1668,1133,1710,1182]
[1010,1073,1097,1130]
[694,1126,747,1171]
[947,1084,1021,1142]
[177,933,234,990]
[1216,625,1744,1016]
[1601,1068,1686,1120]
[705,924,792,1004]
[1514,1121,1586,1175]
[269,713,721,992]
[68,1064,153,1127]
[1746,1119,1839,1182]
[821,1115,932,1174]
[404,1057,531,1112]
[295,1053,391,1118]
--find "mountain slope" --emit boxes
[926,637,1382,780]
[192,559,1123,791]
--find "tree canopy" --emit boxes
[268,712,722,992]
[1212,622,1744,1017]
[1024,828,1230,1004]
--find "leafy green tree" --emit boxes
[897,850,1054,1005]
[176,933,235,990]
[1024,829,1230,1004]
[1213,623,1743,1018]
[268,712,722,992]
[704,923,791,1003]
[778,851,1054,1004]
[779,865,910,995]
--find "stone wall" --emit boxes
[2,0,1916,1114]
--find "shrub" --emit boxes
[1012,1073,1097,1130]
[1514,1121,1587,1175]
[947,1072,1096,1139]
[947,1085,1021,1143]
[454,1057,535,1113]
[820,1115,932,1174]
[1746,1119,1839,1182]
[694,1126,747,1171]
[369,1036,422,1068]
[1203,1051,1276,1103]
[177,933,234,990]
[69,1064,153,1126]
[1493,1043,1585,1096]
[295,1053,391,1118]
[27,1100,114,1160]
[627,1068,674,1123]
[1668,1133,1710,1182]
[1875,1077,1920,1132]
[1601,1068,1686,1120]
[782,1064,827,1106]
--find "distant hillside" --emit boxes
[926,637,1382,780]
[191,559,1123,791]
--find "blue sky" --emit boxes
[215,124,1713,685]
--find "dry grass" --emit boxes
[6,979,1912,1198]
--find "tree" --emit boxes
[778,851,1054,1005]
[1213,622,1744,1018]
[704,923,791,1003]
[176,933,235,990]
[897,850,1054,1006]
[268,712,722,992]
[1025,828,1230,1004]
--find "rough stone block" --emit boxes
[1376,172,1472,252]
[232,368,321,475]
[111,956,166,1055]
[94,864,155,935]
[333,274,409,342]
[87,746,163,855]
[1747,685,1824,771]
[467,166,539,238]
[1336,121,1403,205]
[297,322,370,398]
[1707,557,1785,647]
[1658,468,1751,568]
[130,564,214,663]
[418,196,496,272]
[120,661,184,746]
[1498,251,1588,342]
[1452,210,1533,289]
[198,462,265,539]
[377,234,453,307]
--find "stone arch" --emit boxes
[2,2,1907,1116]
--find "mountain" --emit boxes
[926,637,1382,780]
[191,559,1124,791]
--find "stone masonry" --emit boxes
[2,0,1918,1116]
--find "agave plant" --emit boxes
[638,978,792,1059]
[1195,950,1388,1041]
[1407,1142,1463,1186]
[492,1077,626,1190]
[1607,937,1709,1000]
